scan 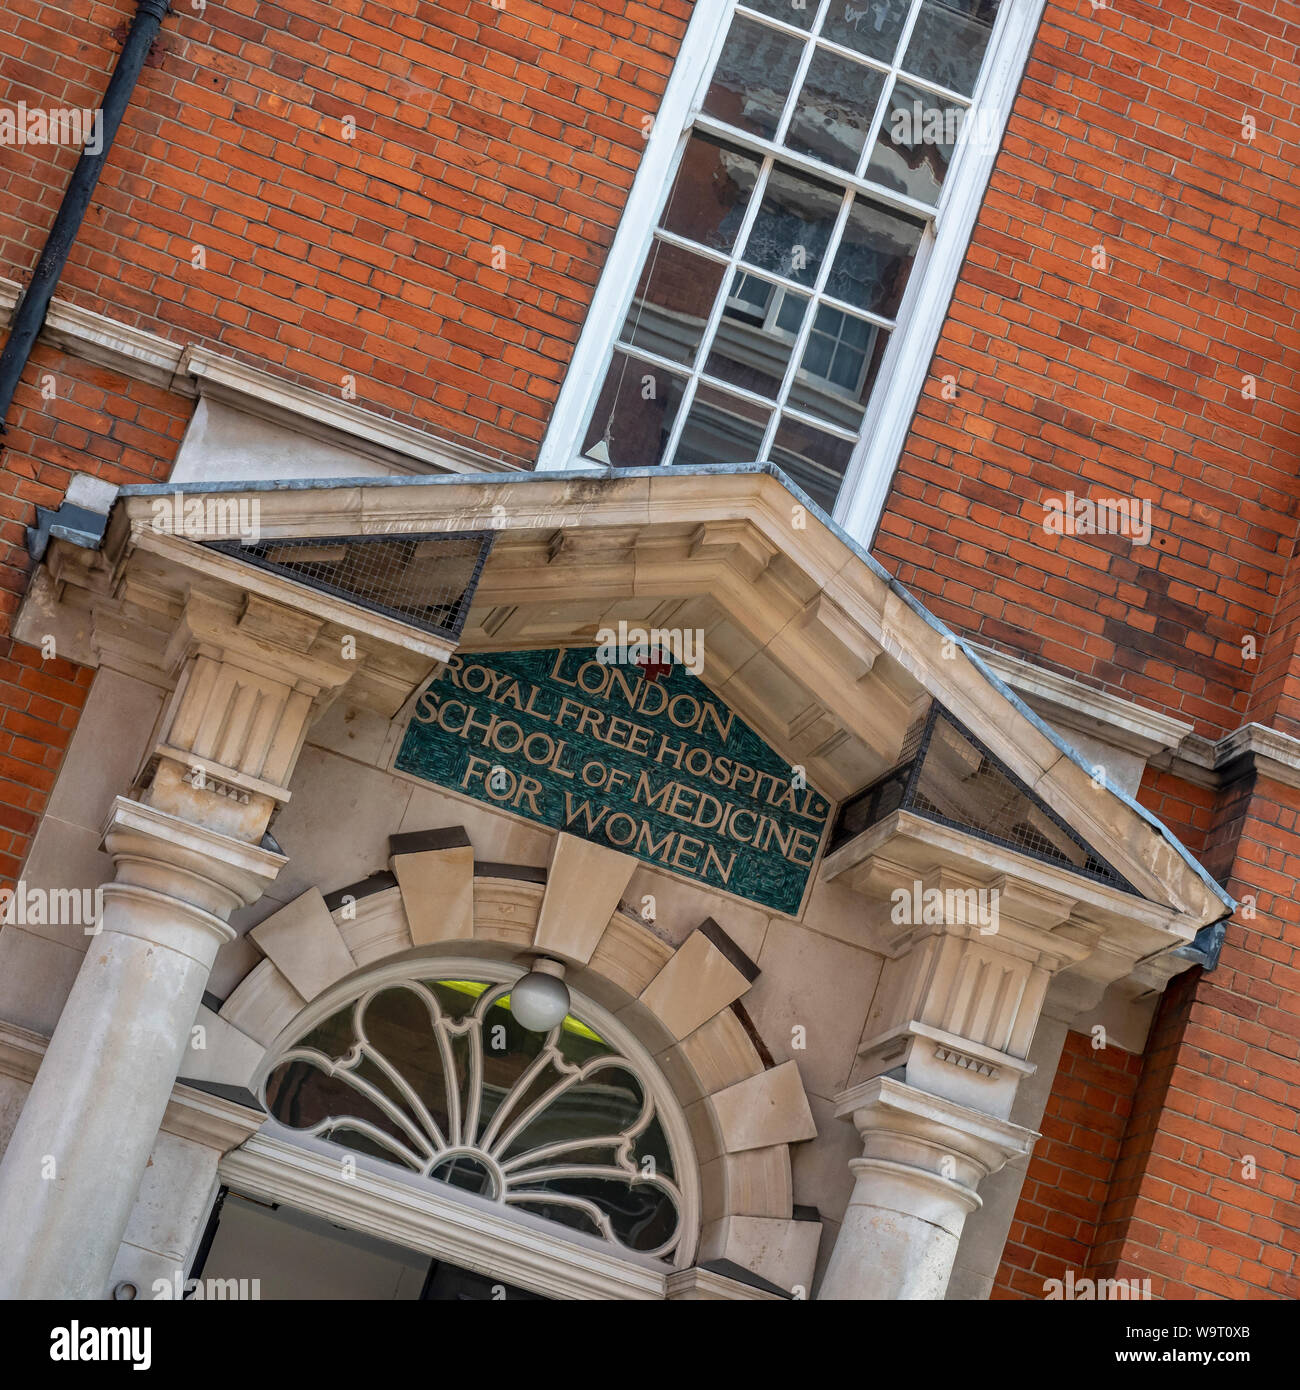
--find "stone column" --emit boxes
[0,589,358,1298]
[0,798,283,1298]
[817,1077,1035,1300]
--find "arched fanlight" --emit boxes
[260,970,693,1263]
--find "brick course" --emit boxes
[0,0,690,468]
[873,0,1300,742]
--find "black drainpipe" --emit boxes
[0,0,171,434]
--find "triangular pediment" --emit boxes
[33,464,1232,944]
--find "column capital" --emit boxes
[101,795,286,921]
[834,1076,1037,1190]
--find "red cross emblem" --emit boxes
[635,653,673,684]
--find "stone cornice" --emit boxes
[971,642,1194,759]
[822,810,1196,959]
[0,278,518,478]
[972,640,1300,796]
[16,512,450,723]
[1207,722,1300,792]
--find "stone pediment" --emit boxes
[19,465,1231,958]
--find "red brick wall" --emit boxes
[872,0,1300,742]
[1000,773,1300,1300]
[0,639,92,886]
[0,342,183,890]
[0,343,188,623]
[1089,774,1300,1299]
[1135,764,1216,859]
[1,0,690,468]
[992,1029,1143,1299]
[1244,538,1300,741]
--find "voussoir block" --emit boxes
[249,887,357,1002]
[389,827,475,945]
[710,1059,818,1153]
[639,918,759,1041]
[532,832,637,964]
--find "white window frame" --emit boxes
[536,0,1050,547]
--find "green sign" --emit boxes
[395,648,831,914]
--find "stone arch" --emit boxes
[185,827,820,1290]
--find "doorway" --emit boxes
[193,1188,546,1300]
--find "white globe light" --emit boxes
[510,967,570,1032]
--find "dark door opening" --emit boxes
[192,1187,546,1300]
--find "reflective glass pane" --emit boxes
[659,131,761,254]
[262,978,686,1261]
[866,79,959,204]
[820,0,912,64]
[739,0,817,31]
[266,1058,411,1151]
[770,415,856,511]
[741,164,843,288]
[582,352,687,467]
[706,275,808,398]
[512,1160,677,1252]
[619,240,727,368]
[673,384,770,466]
[903,0,1002,96]
[788,304,890,427]
[785,48,887,171]
[825,195,925,316]
[702,15,805,142]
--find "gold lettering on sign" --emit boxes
[406,652,826,905]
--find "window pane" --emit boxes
[788,305,890,428]
[903,0,1002,96]
[866,79,960,204]
[785,49,887,171]
[820,0,912,64]
[741,165,843,288]
[659,131,761,254]
[701,15,806,142]
[619,240,727,368]
[770,416,856,511]
[582,352,687,467]
[739,0,817,31]
[673,384,770,466]
[706,275,808,398]
[825,196,925,316]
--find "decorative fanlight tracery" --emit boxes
[262,975,689,1262]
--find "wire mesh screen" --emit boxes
[205,531,493,641]
[830,704,1136,893]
